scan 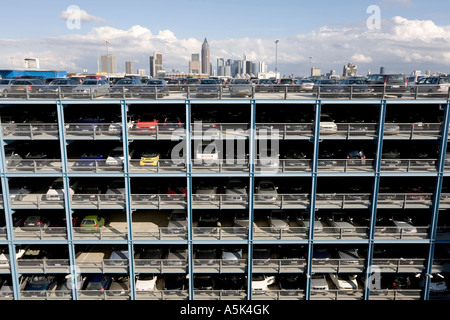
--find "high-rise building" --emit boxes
[150,52,163,78]
[100,54,117,74]
[201,38,210,75]
[217,58,225,76]
[189,53,201,74]
[125,61,134,74]
[343,62,358,77]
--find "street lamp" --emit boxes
[275,40,279,73]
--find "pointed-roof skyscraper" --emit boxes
[201,38,210,75]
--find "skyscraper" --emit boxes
[100,54,117,74]
[189,53,201,74]
[150,52,163,77]
[125,61,134,74]
[201,38,210,75]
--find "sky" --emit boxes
[1,0,450,76]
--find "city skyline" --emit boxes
[1,0,450,76]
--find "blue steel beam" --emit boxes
[185,100,194,300]
[423,101,450,300]
[305,99,321,300]
[57,101,79,300]
[364,100,386,301]
[247,99,256,300]
[121,100,136,300]
[0,116,20,300]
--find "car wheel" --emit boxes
[2,90,7,98]
[93,90,98,98]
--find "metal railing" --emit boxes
[2,84,450,100]
[16,259,70,272]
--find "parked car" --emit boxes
[339,79,372,95]
[22,216,50,230]
[105,179,125,201]
[319,114,338,134]
[325,213,357,234]
[254,79,276,92]
[84,275,112,291]
[45,178,78,201]
[221,247,243,264]
[267,210,290,232]
[295,211,323,232]
[23,275,57,296]
[196,79,220,98]
[310,274,329,295]
[135,274,157,291]
[140,79,169,97]
[251,274,275,292]
[9,79,46,97]
[194,182,218,201]
[166,245,188,266]
[366,74,408,97]
[73,152,104,170]
[139,149,160,166]
[0,79,15,97]
[224,178,247,201]
[253,247,271,265]
[37,79,78,98]
[167,210,188,234]
[109,78,142,97]
[278,275,303,292]
[413,76,450,96]
[79,215,106,232]
[233,211,249,231]
[255,180,279,201]
[105,146,132,167]
[313,79,344,96]
[230,78,252,97]
[135,113,159,132]
[72,79,110,98]
[163,274,185,291]
[418,273,447,294]
[329,273,358,291]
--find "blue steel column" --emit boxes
[121,100,135,300]
[56,101,78,300]
[0,116,20,300]
[423,101,450,300]
[185,100,194,300]
[247,100,256,300]
[363,100,386,300]
[305,100,321,300]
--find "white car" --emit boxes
[329,273,358,291]
[295,211,324,233]
[135,274,157,291]
[267,210,290,232]
[319,114,338,134]
[310,274,329,295]
[105,146,134,167]
[255,180,278,201]
[251,274,275,292]
[224,179,248,201]
[45,178,78,201]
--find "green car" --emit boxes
[80,215,106,232]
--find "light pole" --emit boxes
[309,56,312,75]
[275,40,279,73]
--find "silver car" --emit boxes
[0,79,15,98]
[268,210,290,232]
[255,180,278,201]
[167,210,188,234]
[230,79,252,97]
[224,179,247,202]
[72,79,110,98]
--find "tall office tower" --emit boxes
[245,61,253,76]
[189,53,201,74]
[125,61,134,74]
[100,54,117,74]
[201,38,210,75]
[149,52,163,78]
[217,58,225,76]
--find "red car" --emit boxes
[135,113,159,132]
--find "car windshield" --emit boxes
[87,281,103,290]
[233,79,249,84]
[81,80,99,85]
[142,150,159,157]
[147,80,163,85]
[140,114,156,121]
[387,75,405,81]
[259,182,274,189]
[109,149,122,157]
[200,79,216,84]
[139,274,156,281]
[227,181,245,189]
[0,80,11,85]
[50,180,63,189]
[170,213,186,221]
[117,79,136,85]
[81,219,95,225]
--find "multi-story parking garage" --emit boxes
[0,92,449,301]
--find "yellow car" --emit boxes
[140,149,160,166]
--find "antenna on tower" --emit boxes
[104,40,110,54]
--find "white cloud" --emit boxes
[59,8,106,24]
[351,54,373,63]
[2,16,450,75]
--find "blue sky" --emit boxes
[1,0,450,75]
